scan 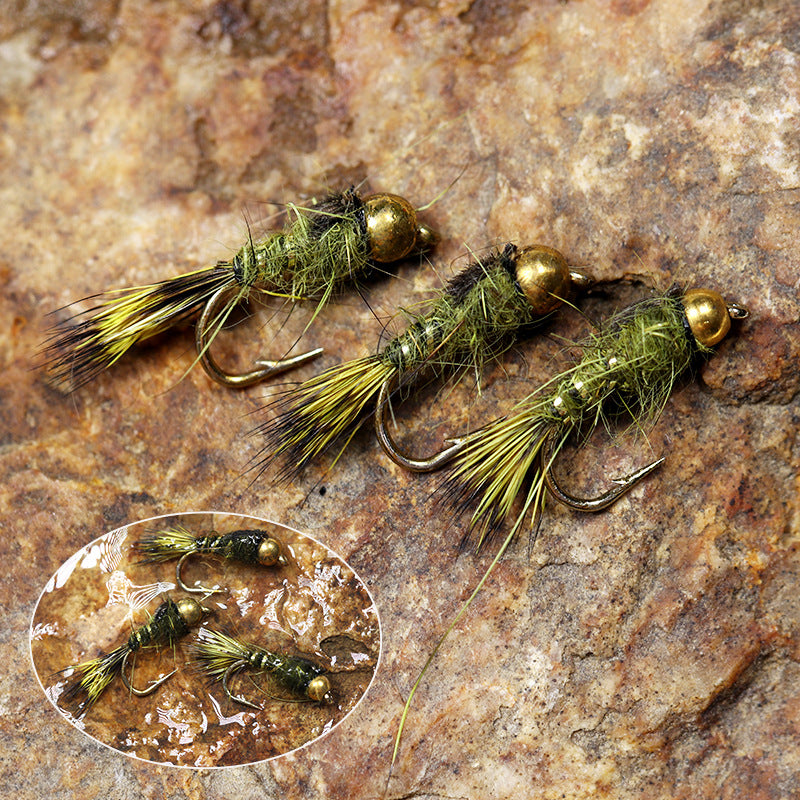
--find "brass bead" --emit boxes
[514,245,572,315]
[307,675,331,702]
[176,597,204,626]
[257,536,283,566]
[363,193,419,263]
[682,288,731,347]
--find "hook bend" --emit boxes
[196,286,323,388]
[374,381,466,472]
[120,651,177,697]
[542,430,665,512]
[175,552,223,595]
[223,662,261,710]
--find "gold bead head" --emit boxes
[363,193,435,262]
[257,536,284,566]
[514,245,573,315]
[682,288,735,347]
[176,597,204,626]
[307,675,332,702]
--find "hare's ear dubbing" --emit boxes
[42,189,438,391]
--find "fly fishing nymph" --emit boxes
[43,189,438,390]
[442,286,749,543]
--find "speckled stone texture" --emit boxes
[2,1,798,798]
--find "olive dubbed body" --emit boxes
[443,287,748,541]
[43,189,437,390]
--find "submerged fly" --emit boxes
[59,596,208,714]
[43,190,437,390]
[132,526,287,594]
[190,627,332,709]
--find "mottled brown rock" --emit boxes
[2,1,798,798]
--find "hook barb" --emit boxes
[542,431,665,512]
[120,652,176,697]
[374,381,466,473]
[196,286,323,388]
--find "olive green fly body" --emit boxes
[42,190,437,390]
[252,243,591,482]
[190,627,331,709]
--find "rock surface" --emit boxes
[2,1,798,798]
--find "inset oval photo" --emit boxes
[30,512,380,767]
